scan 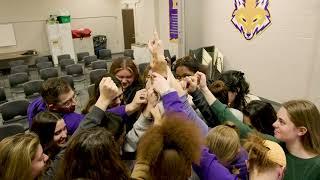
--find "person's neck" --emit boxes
[286,138,318,159]
[250,169,278,180]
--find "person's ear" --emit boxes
[297,126,307,136]
[277,166,286,180]
[47,104,56,110]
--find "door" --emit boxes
[122,9,135,49]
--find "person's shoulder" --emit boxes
[286,153,320,165]
[311,155,320,165]
[29,96,44,105]
[28,97,46,112]
[62,112,85,121]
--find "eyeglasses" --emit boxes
[59,93,77,107]
[176,74,193,80]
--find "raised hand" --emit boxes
[151,104,163,126]
[195,71,207,90]
[148,31,164,57]
[96,77,119,110]
[147,88,160,107]
[151,72,171,96]
[195,72,217,105]
[142,88,160,118]
[99,77,118,101]
[126,89,148,114]
[184,75,199,93]
[148,31,167,78]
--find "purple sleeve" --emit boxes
[62,113,85,135]
[161,91,184,113]
[180,95,209,136]
[162,92,208,135]
[107,105,130,123]
[27,97,46,126]
[193,148,238,180]
[27,106,33,126]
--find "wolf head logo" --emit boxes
[231,0,271,40]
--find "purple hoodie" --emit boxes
[27,97,84,135]
[194,148,238,180]
[162,92,248,180]
[27,97,130,135]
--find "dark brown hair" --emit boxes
[56,127,130,180]
[41,78,72,104]
[219,70,249,111]
[243,100,277,136]
[174,56,207,74]
[136,113,203,180]
[30,111,63,159]
[208,80,229,105]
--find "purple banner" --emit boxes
[169,0,178,40]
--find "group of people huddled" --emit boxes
[1,33,320,180]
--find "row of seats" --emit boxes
[0,75,74,103]
[3,47,169,95]
[1,66,111,103]
[0,99,29,131]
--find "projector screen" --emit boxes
[0,24,16,47]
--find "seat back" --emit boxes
[89,69,107,84]
[0,100,29,121]
[84,55,98,66]
[35,56,50,64]
[77,52,90,62]
[39,68,58,80]
[0,123,25,141]
[66,64,83,76]
[57,54,71,63]
[8,60,25,67]
[23,80,44,98]
[0,87,7,104]
[36,62,53,71]
[124,49,134,59]
[10,65,29,74]
[8,73,29,87]
[87,84,95,98]
[59,59,75,70]
[98,49,111,60]
[91,60,108,70]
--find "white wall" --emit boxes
[121,0,183,58]
[0,0,124,55]
[185,0,320,104]
[307,13,320,107]
[121,0,155,44]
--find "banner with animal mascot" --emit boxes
[231,0,271,40]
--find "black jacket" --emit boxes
[190,89,220,128]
